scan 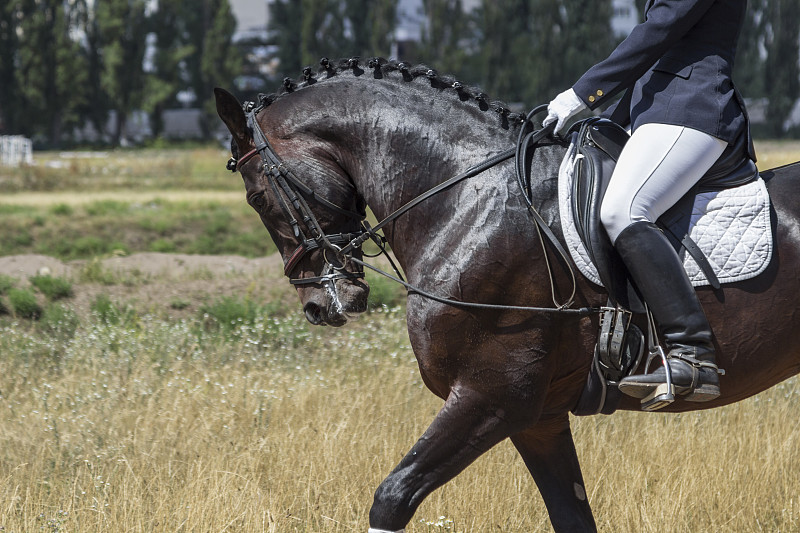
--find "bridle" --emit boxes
[230,100,368,286]
[227,101,600,317]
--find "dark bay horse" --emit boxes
[215,59,800,532]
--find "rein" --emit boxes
[228,101,599,317]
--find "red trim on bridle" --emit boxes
[236,148,260,170]
[284,244,307,276]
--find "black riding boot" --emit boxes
[615,222,722,407]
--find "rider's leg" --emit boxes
[600,123,727,404]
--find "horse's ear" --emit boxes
[214,88,251,147]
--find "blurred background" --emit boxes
[1,0,799,150]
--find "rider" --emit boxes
[543,0,754,407]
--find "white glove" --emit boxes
[543,88,587,133]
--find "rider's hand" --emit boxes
[543,88,587,133]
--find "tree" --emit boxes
[269,0,304,74]
[465,0,615,107]
[95,0,148,146]
[298,0,347,68]
[182,0,241,137]
[418,0,478,80]
[472,0,535,104]
[558,0,615,90]
[733,0,767,99]
[70,0,111,142]
[14,0,87,145]
[144,0,195,137]
[343,0,397,58]
[268,0,397,76]
[201,0,241,134]
[523,0,568,103]
[763,0,800,136]
[0,2,21,133]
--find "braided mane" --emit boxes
[253,57,527,131]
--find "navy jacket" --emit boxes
[572,0,750,150]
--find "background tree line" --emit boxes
[269,0,799,137]
[0,0,239,147]
[1,0,798,147]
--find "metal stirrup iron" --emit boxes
[640,306,675,411]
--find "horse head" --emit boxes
[214,87,369,326]
[214,58,537,327]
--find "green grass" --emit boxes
[89,293,137,326]
[39,302,80,337]
[200,295,263,331]
[29,274,73,300]
[0,145,272,259]
[366,270,406,309]
[0,274,16,295]
[0,199,273,259]
[7,287,42,318]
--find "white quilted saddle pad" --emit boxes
[558,140,773,288]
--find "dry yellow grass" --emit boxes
[2,142,800,532]
[754,139,800,169]
[1,304,799,532]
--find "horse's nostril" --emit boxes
[304,302,324,325]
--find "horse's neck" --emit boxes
[269,76,567,277]
[360,111,518,273]
[277,77,516,213]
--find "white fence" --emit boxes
[0,135,33,167]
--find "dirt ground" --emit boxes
[0,252,296,318]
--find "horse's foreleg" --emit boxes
[368,385,539,532]
[511,413,597,532]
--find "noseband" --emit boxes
[228,100,367,286]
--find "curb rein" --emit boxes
[228,101,600,317]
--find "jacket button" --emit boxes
[596,89,604,97]
[588,95,596,103]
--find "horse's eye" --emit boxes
[249,192,267,210]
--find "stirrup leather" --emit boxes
[666,351,726,383]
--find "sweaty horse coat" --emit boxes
[215,58,800,531]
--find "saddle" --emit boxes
[568,117,762,416]
[569,117,760,313]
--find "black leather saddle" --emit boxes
[569,117,759,313]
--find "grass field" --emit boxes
[1,142,800,532]
[1,277,798,532]
[0,141,798,260]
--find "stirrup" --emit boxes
[640,344,674,411]
[639,308,675,411]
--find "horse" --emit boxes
[214,58,800,532]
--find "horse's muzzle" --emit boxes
[301,278,369,326]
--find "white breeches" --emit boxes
[600,123,727,244]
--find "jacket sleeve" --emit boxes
[600,90,633,129]
[572,0,716,110]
